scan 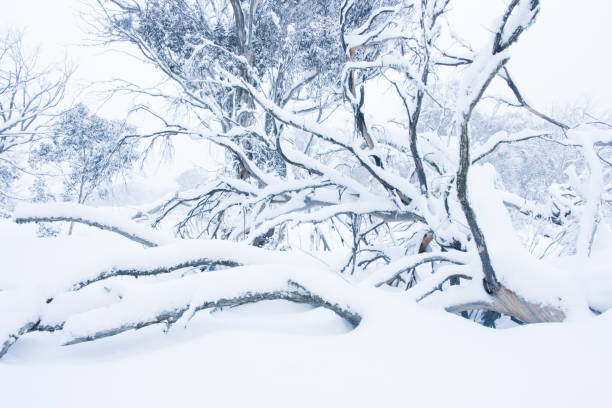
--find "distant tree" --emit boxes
[0,30,70,211]
[30,103,136,231]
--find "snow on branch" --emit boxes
[277,138,376,199]
[62,265,362,345]
[497,189,556,223]
[467,164,571,321]
[0,238,332,358]
[343,5,405,52]
[13,202,174,247]
[472,130,553,163]
[69,240,330,290]
[0,291,43,359]
[206,135,279,187]
[455,0,542,298]
[220,69,423,207]
[364,251,471,287]
[244,200,404,245]
[406,264,477,303]
[494,0,540,53]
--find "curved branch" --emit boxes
[472,131,553,164]
[68,239,328,291]
[441,286,565,323]
[0,319,39,359]
[13,203,172,247]
[65,286,360,345]
[416,274,473,302]
[72,258,241,291]
[62,267,361,345]
[364,251,469,287]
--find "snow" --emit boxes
[14,202,176,247]
[1,1,612,406]
[566,126,606,259]
[468,164,592,318]
[246,200,398,244]
[60,264,361,343]
[499,0,539,46]
[0,219,328,296]
[0,290,42,356]
[472,129,550,162]
[2,216,612,407]
[362,250,471,287]
[1,289,611,407]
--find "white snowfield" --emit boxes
[1,200,612,407]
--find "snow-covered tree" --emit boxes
[0,31,70,212]
[30,103,136,207]
[2,0,612,360]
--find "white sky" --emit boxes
[450,0,612,114]
[1,0,610,116]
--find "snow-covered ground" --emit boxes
[1,220,611,407]
[2,295,611,407]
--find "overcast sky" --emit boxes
[1,0,610,117]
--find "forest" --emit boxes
[1,1,611,407]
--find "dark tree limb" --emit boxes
[499,67,569,130]
[472,132,553,164]
[456,61,507,295]
[416,274,473,302]
[72,258,242,291]
[454,0,538,288]
[0,319,39,359]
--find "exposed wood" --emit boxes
[446,285,566,323]
[418,232,434,254]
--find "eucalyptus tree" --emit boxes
[29,103,136,208]
[4,0,611,357]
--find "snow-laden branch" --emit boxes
[244,200,401,245]
[468,164,575,322]
[277,138,376,199]
[0,237,332,358]
[455,0,541,297]
[220,69,423,208]
[498,190,551,218]
[405,264,476,302]
[0,291,43,358]
[568,126,606,258]
[494,0,540,53]
[343,5,404,51]
[363,251,470,287]
[13,202,174,247]
[61,265,362,345]
[472,129,553,163]
[69,239,329,290]
[206,135,279,187]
